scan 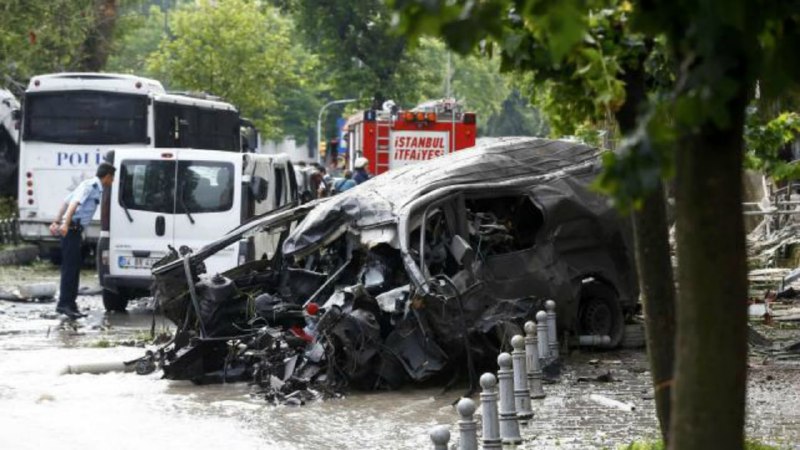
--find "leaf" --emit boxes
[541,1,589,62]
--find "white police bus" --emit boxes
[16,72,244,259]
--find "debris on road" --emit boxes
[576,371,616,383]
[588,393,636,412]
[140,138,639,400]
[60,360,138,375]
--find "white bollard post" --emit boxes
[497,352,523,445]
[456,397,479,450]
[536,310,549,361]
[479,373,502,450]
[511,335,533,422]
[545,300,559,359]
[524,321,546,399]
[430,425,450,450]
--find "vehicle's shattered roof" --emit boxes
[283,137,599,256]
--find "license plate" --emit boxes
[118,256,159,270]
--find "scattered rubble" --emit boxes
[745,181,800,363]
[138,138,639,402]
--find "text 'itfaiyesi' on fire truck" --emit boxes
[338,98,476,176]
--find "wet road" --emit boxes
[0,264,798,449]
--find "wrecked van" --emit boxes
[147,137,638,393]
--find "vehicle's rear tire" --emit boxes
[578,282,624,348]
[102,289,129,312]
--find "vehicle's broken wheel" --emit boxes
[578,282,624,348]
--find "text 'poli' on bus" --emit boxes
[17,72,244,259]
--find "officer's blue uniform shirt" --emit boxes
[334,178,357,192]
[62,177,103,225]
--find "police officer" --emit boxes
[353,157,371,185]
[49,162,116,319]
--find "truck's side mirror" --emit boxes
[250,176,269,202]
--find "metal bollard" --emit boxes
[524,321,546,399]
[456,397,479,450]
[479,373,502,450]
[511,335,533,421]
[545,300,559,359]
[430,425,450,450]
[536,310,549,361]
[497,352,523,445]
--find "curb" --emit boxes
[0,245,38,266]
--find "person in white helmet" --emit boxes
[353,157,370,185]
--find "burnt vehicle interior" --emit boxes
[140,139,638,404]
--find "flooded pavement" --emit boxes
[1,264,799,449]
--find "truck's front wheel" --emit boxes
[102,289,129,312]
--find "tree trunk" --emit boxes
[668,91,749,450]
[632,185,676,444]
[78,0,118,71]
[615,60,677,445]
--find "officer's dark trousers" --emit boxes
[57,229,82,310]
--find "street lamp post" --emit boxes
[317,98,357,164]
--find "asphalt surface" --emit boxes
[0,262,798,449]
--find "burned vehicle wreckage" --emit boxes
[144,138,638,400]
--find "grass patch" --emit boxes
[90,338,113,348]
[621,441,780,450]
[87,330,171,349]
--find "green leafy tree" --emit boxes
[631,3,800,449]
[146,0,308,138]
[0,0,94,84]
[395,1,800,449]
[408,38,522,134]
[290,0,541,141]
[392,1,677,443]
[485,90,549,137]
[745,110,800,180]
[290,0,410,103]
[273,42,327,144]
[77,0,121,71]
[106,5,167,74]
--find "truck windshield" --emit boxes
[24,91,148,144]
[119,160,175,213]
[178,161,234,213]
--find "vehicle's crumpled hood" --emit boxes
[282,137,599,256]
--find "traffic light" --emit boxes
[319,141,327,157]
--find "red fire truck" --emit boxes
[343,99,476,176]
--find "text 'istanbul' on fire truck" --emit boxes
[343,99,476,175]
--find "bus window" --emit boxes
[24,92,148,145]
[154,102,240,151]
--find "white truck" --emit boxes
[98,148,298,311]
[0,88,20,197]
[17,73,245,260]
